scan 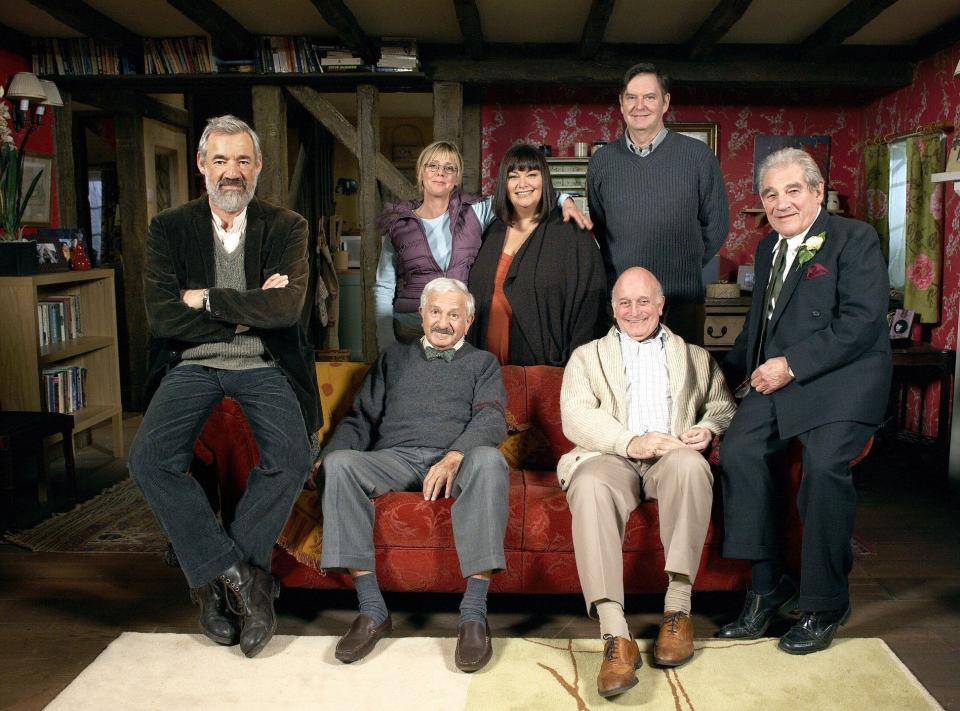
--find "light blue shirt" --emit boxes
[375,192,571,349]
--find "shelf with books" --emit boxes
[0,269,123,459]
[32,37,135,76]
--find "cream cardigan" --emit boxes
[557,326,736,489]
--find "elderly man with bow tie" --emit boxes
[318,277,508,673]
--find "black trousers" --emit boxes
[719,390,875,611]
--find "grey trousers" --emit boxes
[565,448,714,615]
[319,445,509,578]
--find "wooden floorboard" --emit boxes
[1,421,958,710]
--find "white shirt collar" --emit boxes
[210,206,248,254]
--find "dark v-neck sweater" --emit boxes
[586,131,729,303]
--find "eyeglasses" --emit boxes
[424,162,459,176]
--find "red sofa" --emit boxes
[192,364,805,594]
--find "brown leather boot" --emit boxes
[597,635,641,698]
[653,611,694,667]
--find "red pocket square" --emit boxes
[805,263,830,280]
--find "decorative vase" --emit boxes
[70,239,92,271]
[0,239,38,276]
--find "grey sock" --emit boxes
[458,577,490,627]
[353,572,388,627]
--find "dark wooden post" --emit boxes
[52,91,78,228]
[252,86,288,207]
[356,84,380,362]
[433,81,463,149]
[462,103,481,194]
[115,111,149,411]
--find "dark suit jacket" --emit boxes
[724,210,891,439]
[142,196,321,433]
[467,207,606,366]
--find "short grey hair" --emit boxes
[420,277,475,319]
[758,147,823,192]
[198,115,261,162]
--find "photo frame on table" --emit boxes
[667,122,718,155]
[34,235,70,272]
[20,154,54,226]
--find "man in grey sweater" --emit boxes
[588,63,729,344]
[319,277,509,673]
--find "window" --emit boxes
[887,140,907,289]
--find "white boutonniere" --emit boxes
[796,232,826,270]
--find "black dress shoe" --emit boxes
[717,576,799,639]
[335,613,393,663]
[455,619,492,673]
[190,580,239,646]
[219,561,280,658]
[778,606,850,655]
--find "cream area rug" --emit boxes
[47,634,941,711]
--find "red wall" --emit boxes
[1,47,59,233]
[480,88,865,280]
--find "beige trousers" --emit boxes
[565,448,713,616]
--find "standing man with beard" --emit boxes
[128,115,320,658]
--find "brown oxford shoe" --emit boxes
[597,634,642,698]
[335,613,393,663]
[455,619,493,673]
[653,611,695,667]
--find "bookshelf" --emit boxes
[0,269,123,458]
[546,157,590,214]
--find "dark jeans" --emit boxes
[129,365,310,588]
[719,390,875,611]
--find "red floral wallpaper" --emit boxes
[0,47,59,232]
[861,40,960,436]
[480,87,865,280]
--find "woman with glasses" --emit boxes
[375,140,590,348]
[468,143,606,366]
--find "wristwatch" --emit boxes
[201,288,210,311]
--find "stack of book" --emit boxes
[41,365,87,415]
[320,47,366,72]
[377,37,419,72]
[32,38,134,76]
[144,37,215,74]
[256,37,323,73]
[37,295,82,348]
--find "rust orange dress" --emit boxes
[485,252,514,365]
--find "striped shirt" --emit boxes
[619,327,671,435]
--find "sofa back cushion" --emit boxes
[500,365,574,470]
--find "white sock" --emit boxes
[665,573,692,614]
[596,600,630,639]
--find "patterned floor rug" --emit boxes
[4,478,167,553]
[46,633,942,711]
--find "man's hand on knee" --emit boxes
[627,432,684,461]
[423,450,464,501]
[680,427,712,452]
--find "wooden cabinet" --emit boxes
[703,297,751,353]
[0,269,123,458]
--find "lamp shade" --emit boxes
[39,80,63,107]
[7,72,46,102]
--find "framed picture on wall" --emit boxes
[20,153,54,226]
[753,135,831,193]
[667,122,718,155]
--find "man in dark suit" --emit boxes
[718,147,891,654]
[128,115,320,658]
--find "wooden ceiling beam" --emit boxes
[27,0,142,61]
[73,90,190,129]
[799,0,898,59]
[453,0,485,60]
[307,0,378,65]
[686,0,753,60]
[579,0,615,60]
[165,0,253,60]
[908,13,960,60]
[0,22,31,57]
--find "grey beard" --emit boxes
[206,175,257,212]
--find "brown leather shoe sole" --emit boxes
[335,613,393,663]
[598,674,640,699]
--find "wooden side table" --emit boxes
[0,411,77,530]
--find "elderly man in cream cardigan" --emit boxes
[559,266,736,700]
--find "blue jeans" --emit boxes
[129,365,310,588]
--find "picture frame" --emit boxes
[753,135,831,193]
[667,122,718,155]
[20,154,54,226]
[34,235,70,272]
[889,308,915,341]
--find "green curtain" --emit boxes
[864,142,890,261]
[903,134,945,323]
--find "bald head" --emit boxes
[612,267,665,342]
